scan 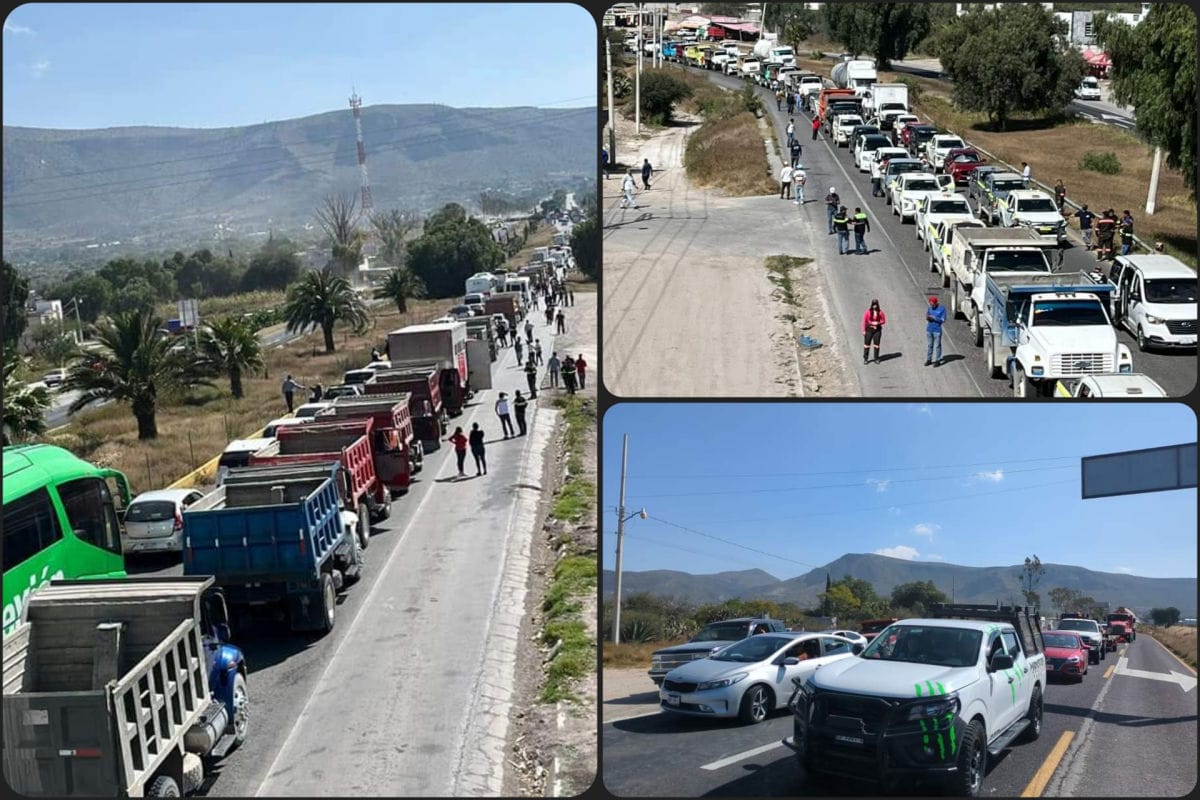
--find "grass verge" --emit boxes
[1141,625,1198,669]
[765,255,813,323]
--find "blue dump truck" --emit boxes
[182,461,363,635]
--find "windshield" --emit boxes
[840,117,863,126]
[1032,299,1109,326]
[861,625,981,668]
[862,137,890,150]
[913,128,936,140]
[692,623,752,642]
[939,138,965,150]
[711,635,791,662]
[985,251,1050,273]
[880,103,906,112]
[905,179,939,192]
[1059,619,1099,633]
[930,200,971,214]
[953,153,981,163]
[1018,198,1058,213]
[1143,278,1197,303]
[126,500,176,522]
[993,179,1025,192]
[1043,633,1082,649]
[890,163,922,176]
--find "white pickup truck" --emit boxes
[785,604,1046,797]
[832,114,864,147]
[998,190,1067,244]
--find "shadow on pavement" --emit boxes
[606,690,660,706]
[875,352,903,363]
[1045,703,1198,727]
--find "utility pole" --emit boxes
[613,434,630,645]
[606,37,616,167]
[1145,146,1162,215]
[635,3,643,133]
[70,297,83,344]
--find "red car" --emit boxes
[1043,630,1090,682]
[947,152,989,186]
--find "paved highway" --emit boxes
[128,295,591,796]
[603,635,1197,796]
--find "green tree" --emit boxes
[2,261,30,351]
[1095,5,1196,199]
[194,316,264,399]
[169,249,245,298]
[405,204,506,298]
[639,71,694,125]
[931,4,1086,130]
[570,216,599,280]
[823,3,934,67]
[282,269,370,354]
[1019,555,1046,607]
[97,257,175,302]
[2,351,50,445]
[373,266,427,315]
[47,273,112,323]
[370,209,421,268]
[1048,586,1082,615]
[242,236,302,292]
[30,323,80,367]
[109,277,162,316]
[315,192,366,276]
[821,583,863,619]
[1149,607,1181,626]
[890,580,948,616]
[62,309,206,440]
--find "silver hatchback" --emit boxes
[122,489,205,556]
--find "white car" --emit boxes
[292,401,334,419]
[890,173,954,222]
[41,368,68,389]
[855,134,894,172]
[659,632,861,724]
[915,192,975,248]
[1075,76,1102,101]
[870,147,909,182]
[1054,373,1167,397]
[924,134,966,173]
[999,191,1067,243]
[447,305,476,320]
[832,115,864,146]
[1105,255,1198,351]
[122,488,206,556]
[824,629,868,645]
[262,416,313,438]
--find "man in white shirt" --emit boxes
[1021,161,1032,187]
[779,164,793,199]
[619,170,639,209]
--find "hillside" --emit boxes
[601,553,1198,616]
[2,103,593,256]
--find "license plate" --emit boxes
[835,734,865,746]
[666,694,681,706]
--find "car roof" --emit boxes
[989,172,1026,180]
[1080,373,1167,395]
[1043,630,1085,641]
[224,437,275,452]
[894,618,1013,631]
[130,488,202,504]
[1119,255,1195,278]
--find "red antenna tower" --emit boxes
[349,89,374,213]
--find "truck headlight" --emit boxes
[906,694,959,720]
[1031,366,1044,376]
[1144,314,1165,324]
[1119,363,1133,373]
[697,672,748,691]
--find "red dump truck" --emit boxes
[320,393,423,486]
[364,367,444,452]
[484,292,524,328]
[388,323,470,415]
[249,419,390,551]
[1106,607,1137,642]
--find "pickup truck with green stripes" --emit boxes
[784,603,1045,797]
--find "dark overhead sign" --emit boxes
[1081,443,1197,499]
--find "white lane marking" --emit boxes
[1114,655,1198,692]
[700,741,785,771]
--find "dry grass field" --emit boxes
[1142,625,1198,669]
[603,640,687,668]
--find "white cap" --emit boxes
[830,186,836,192]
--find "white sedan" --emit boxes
[890,173,954,222]
[915,192,975,248]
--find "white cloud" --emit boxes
[866,478,891,493]
[910,404,933,417]
[972,469,1005,483]
[926,553,946,561]
[887,506,903,516]
[31,59,50,77]
[911,522,940,540]
[1114,566,1135,574]
[3,21,33,35]
[874,545,920,560]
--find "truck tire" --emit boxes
[930,253,938,273]
[318,573,336,633]
[1020,687,1043,743]
[969,306,984,347]
[230,671,250,746]
[737,685,773,725]
[376,494,392,521]
[356,502,370,550]
[985,342,1003,379]
[343,537,364,586]
[949,285,962,319]
[947,719,986,797]
[148,776,181,797]
[1014,366,1031,398]
[1089,645,1100,665]
[1136,325,1149,352]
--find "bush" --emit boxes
[811,50,825,59]
[1080,151,1122,175]
[640,71,694,124]
[740,83,762,115]
[897,76,923,105]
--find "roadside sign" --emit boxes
[1081,443,1197,499]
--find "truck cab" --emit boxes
[1102,255,1197,351]
[890,173,954,222]
[1010,289,1132,397]
[832,114,864,146]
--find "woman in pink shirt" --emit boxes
[861,299,886,364]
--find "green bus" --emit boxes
[2,444,131,636]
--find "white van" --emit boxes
[1105,255,1197,351]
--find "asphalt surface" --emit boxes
[602,636,1197,797]
[127,293,589,796]
[663,64,1195,397]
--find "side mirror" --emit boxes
[852,643,865,655]
[990,652,1015,671]
[216,623,233,643]
[780,656,800,666]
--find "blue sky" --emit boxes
[3,3,596,129]
[602,404,1197,580]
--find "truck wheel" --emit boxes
[232,672,249,746]
[1089,646,1100,665]
[376,494,392,521]
[986,343,1003,379]
[148,776,181,797]
[318,573,336,633]
[343,537,364,586]
[1014,366,1031,398]
[1021,687,1043,742]
[948,720,986,797]
[737,685,772,725]
[969,306,983,347]
[1136,325,1148,352]
[356,503,370,550]
[949,286,961,319]
[930,253,938,273]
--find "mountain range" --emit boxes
[601,553,1198,616]
[2,103,593,256]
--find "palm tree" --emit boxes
[315,192,365,276]
[195,316,264,399]
[2,351,50,445]
[373,266,426,315]
[62,309,208,440]
[283,269,370,353]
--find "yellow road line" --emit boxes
[1103,664,1115,679]
[1021,730,1075,797]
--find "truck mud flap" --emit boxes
[287,586,328,632]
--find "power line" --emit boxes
[624,464,1075,500]
[624,454,1079,480]
[616,531,767,570]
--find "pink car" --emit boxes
[1042,630,1090,682]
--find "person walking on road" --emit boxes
[468,423,487,476]
[793,164,807,204]
[534,339,544,365]
[852,207,871,254]
[575,354,588,389]
[513,390,529,436]
[779,164,793,200]
[495,393,515,439]
[833,206,851,255]
[524,358,538,398]
[547,352,561,388]
[619,170,639,209]
[281,374,304,413]
[786,118,795,148]
[1053,179,1067,213]
[524,319,534,345]
[601,147,609,180]
[925,296,947,367]
[567,288,574,306]
[641,158,653,190]
[775,87,784,110]
[861,299,887,364]
[811,116,821,140]
[789,138,802,167]
[514,336,524,365]
[448,426,469,477]
[1074,204,1096,250]
[561,356,577,395]
[556,308,566,334]
[825,188,840,234]
[786,91,795,115]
